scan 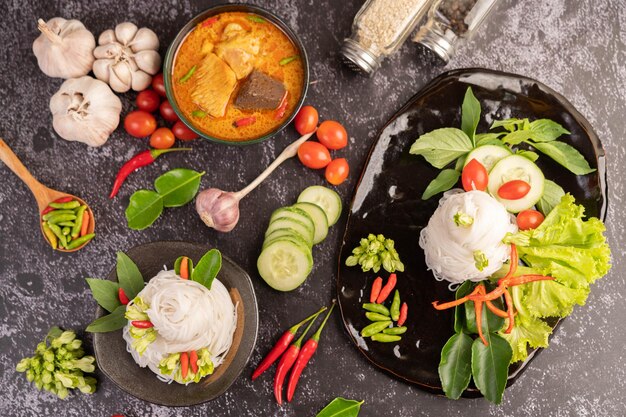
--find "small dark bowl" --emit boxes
[163,3,310,146]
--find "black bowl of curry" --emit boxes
[164,4,309,145]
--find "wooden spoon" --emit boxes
[0,138,95,252]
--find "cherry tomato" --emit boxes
[498,180,531,200]
[325,158,349,185]
[297,141,331,169]
[172,121,198,141]
[316,120,348,150]
[160,100,180,123]
[517,209,545,230]
[136,89,161,113]
[124,111,157,138]
[462,159,488,192]
[149,127,176,149]
[294,105,319,135]
[152,73,166,97]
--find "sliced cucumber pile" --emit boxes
[258,186,342,291]
[488,154,545,213]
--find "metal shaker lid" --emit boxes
[340,38,381,76]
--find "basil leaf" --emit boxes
[46,326,64,341]
[410,128,473,169]
[465,294,505,335]
[501,129,534,145]
[461,87,481,145]
[536,179,565,216]
[532,141,596,175]
[154,168,204,208]
[192,249,222,290]
[86,305,127,333]
[85,278,120,313]
[439,332,473,400]
[125,189,163,230]
[471,333,512,404]
[316,397,364,417]
[490,118,527,132]
[454,155,466,172]
[528,119,570,142]
[475,133,505,147]
[422,169,460,200]
[516,150,539,162]
[454,281,474,333]
[174,256,194,276]
[116,252,144,300]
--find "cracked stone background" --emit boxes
[1,0,625,416]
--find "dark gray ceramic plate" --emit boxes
[93,241,258,406]
[336,68,607,397]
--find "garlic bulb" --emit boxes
[32,18,96,79]
[196,189,241,232]
[93,22,161,93]
[50,76,122,147]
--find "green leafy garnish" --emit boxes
[116,251,145,300]
[471,333,512,404]
[422,169,460,200]
[461,87,480,145]
[345,234,404,273]
[86,305,127,333]
[409,128,473,169]
[536,179,565,216]
[192,249,222,290]
[85,278,120,313]
[438,332,473,399]
[316,397,364,417]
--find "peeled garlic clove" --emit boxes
[109,62,132,93]
[98,29,116,45]
[130,27,159,52]
[134,50,161,75]
[131,70,152,92]
[115,22,138,45]
[93,58,113,83]
[196,189,241,232]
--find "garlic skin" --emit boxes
[93,22,161,93]
[196,188,241,232]
[32,18,95,79]
[50,76,122,147]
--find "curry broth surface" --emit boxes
[172,12,305,142]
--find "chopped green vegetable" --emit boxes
[179,65,196,83]
[473,250,489,271]
[454,212,474,227]
[247,15,266,23]
[279,55,299,66]
[191,109,207,118]
[345,234,404,273]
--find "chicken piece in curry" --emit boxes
[172,12,305,142]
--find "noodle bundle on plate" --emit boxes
[419,190,517,286]
[122,269,237,384]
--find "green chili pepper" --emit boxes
[71,205,87,238]
[42,210,74,221]
[361,320,391,337]
[362,303,390,316]
[382,326,407,335]
[179,65,196,83]
[365,312,391,322]
[48,224,67,248]
[390,290,401,321]
[56,221,75,227]
[279,55,299,66]
[46,214,77,224]
[61,227,71,236]
[247,15,266,23]
[191,110,207,118]
[371,333,402,343]
[66,233,95,249]
[49,201,80,210]
[42,223,57,250]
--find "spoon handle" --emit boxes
[234,131,316,199]
[0,138,49,205]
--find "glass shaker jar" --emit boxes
[341,0,434,76]
[413,0,499,63]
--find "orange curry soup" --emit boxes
[172,12,305,142]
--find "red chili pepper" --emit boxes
[251,306,326,380]
[233,116,256,128]
[286,303,335,402]
[53,196,73,204]
[397,302,408,326]
[370,277,383,303]
[180,352,189,379]
[109,148,191,199]
[503,288,515,334]
[485,300,509,318]
[274,92,289,120]
[180,256,190,279]
[189,350,198,374]
[41,206,55,215]
[474,285,488,346]
[131,320,153,329]
[376,273,397,304]
[274,312,320,405]
[202,17,218,27]
[118,288,130,305]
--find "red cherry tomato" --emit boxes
[124,111,157,138]
[149,127,176,149]
[152,73,166,97]
[159,100,180,123]
[325,158,349,185]
[462,159,488,192]
[316,120,348,150]
[172,121,198,141]
[294,105,319,135]
[498,180,531,200]
[135,89,160,113]
[297,141,331,169]
[517,209,545,230]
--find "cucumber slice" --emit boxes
[464,145,513,172]
[263,229,312,250]
[265,217,314,245]
[269,207,315,235]
[292,202,329,244]
[257,240,313,291]
[488,155,545,213]
[297,186,342,227]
